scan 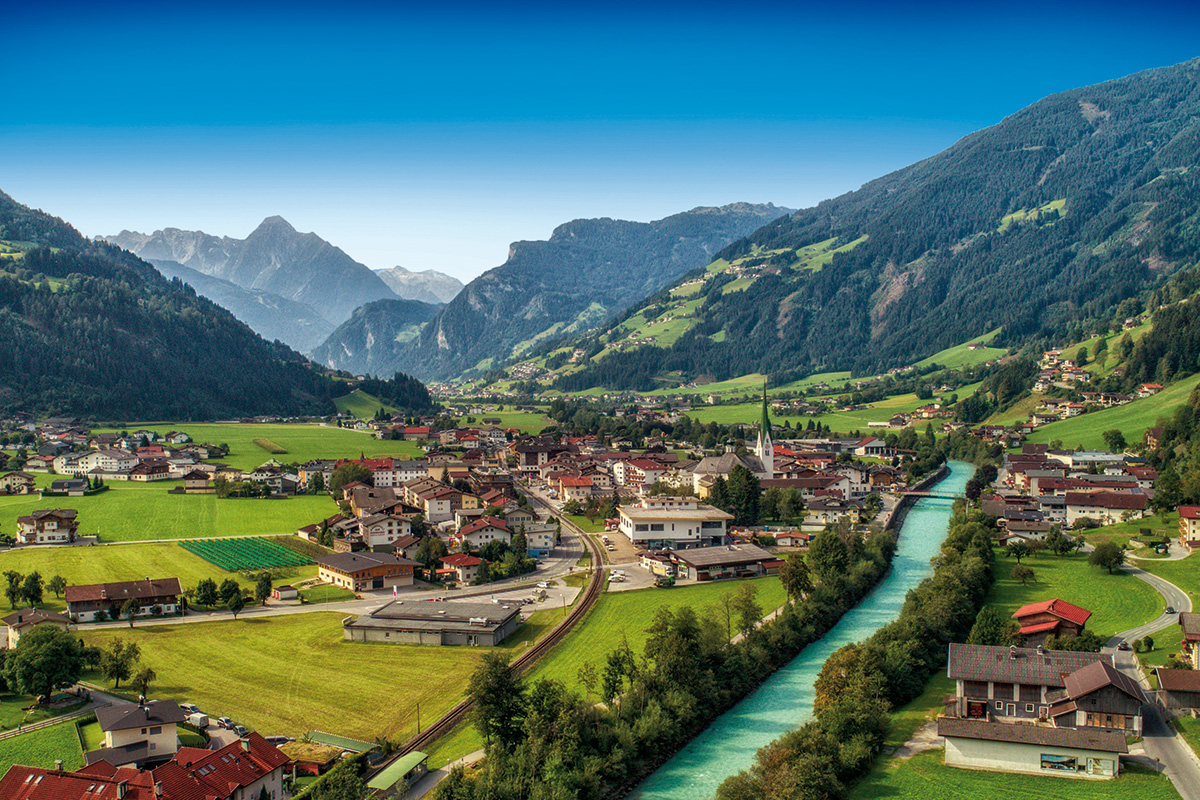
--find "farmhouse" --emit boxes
[64,578,182,623]
[0,471,35,494]
[1179,612,1200,665]
[343,599,521,646]
[938,717,1125,780]
[670,543,780,581]
[1011,598,1092,646]
[2,608,69,649]
[315,551,418,591]
[86,699,186,768]
[16,508,79,544]
[1155,668,1200,710]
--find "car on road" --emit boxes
[1117,640,1131,651]
[217,717,233,729]
[537,581,550,589]
[1167,606,1177,614]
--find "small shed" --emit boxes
[1156,668,1200,710]
[367,751,429,798]
[272,585,298,600]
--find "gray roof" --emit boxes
[96,699,185,732]
[691,452,764,476]
[946,643,1109,686]
[672,543,777,568]
[316,551,419,572]
[85,741,155,767]
[1180,612,1200,639]
[347,599,520,633]
[938,717,1128,753]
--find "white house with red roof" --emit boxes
[1180,506,1200,547]
[456,516,512,549]
[557,475,594,501]
[1012,598,1092,646]
[439,553,485,583]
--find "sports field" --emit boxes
[0,481,333,542]
[0,541,318,613]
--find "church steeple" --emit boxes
[756,381,774,478]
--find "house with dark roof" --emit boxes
[343,599,521,646]
[86,700,186,768]
[315,552,418,592]
[1179,612,1200,666]
[2,608,69,649]
[670,543,782,581]
[1011,599,1092,646]
[64,578,182,623]
[1155,668,1200,710]
[16,509,79,544]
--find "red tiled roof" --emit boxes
[1018,620,1062,635]
[458,516,510,536]
[1181,506,1200,520]
[155,732,290,800]
[440,554,484,567]
[1012,598,1092,627]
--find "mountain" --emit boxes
[105,217,398,327]
[375,265,463,304]
[0,191,346,418]
[147,259,335,352]
[548,58,1200,393]
[309,298,442,375]
[376,203,791,382]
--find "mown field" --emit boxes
[851,749,1176,800]
[915,329,1006,369]
[333,390,401,419]
[79,609,555,742]
[0,541,319,613]
[0,481,332,542]
[91,422,425,471]
[0,720,84,774]
[1025,373,1200,450]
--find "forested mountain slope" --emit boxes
[0,191,343,418]
[310,298,442,375]
[384,203,792,381]
[552,58,1200,392]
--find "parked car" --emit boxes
[179,703,199,715]
[187,712,209,729]
[233,724,248,737]
[217,717,233,729]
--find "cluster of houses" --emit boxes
[987,444,1155,542]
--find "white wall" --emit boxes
[944,736,1117,780]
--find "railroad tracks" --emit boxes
[391,504,603,758]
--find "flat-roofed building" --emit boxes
[343,599,521,646]
[670,543,781,581]
[617,496,732,549]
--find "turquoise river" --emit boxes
[628,459,973,800]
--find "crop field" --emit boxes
[180,538,311,571]
[984,552,1162,640]
[527,577,787,691]
[0,720,84,774]
[0,541,318,613]
[91,423,425,471]
[1026,373,1200,450]
[252,438,288,454]
[0,481,332,542]
[852,749,1175,800]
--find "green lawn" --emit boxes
[0,720,84,774]
[77,719,104,751]
[333,390,400,419]
[0,481,335,543]
[1174,716,1200,758]
[987,552,1163,639]
[0,693,86,731]
[424,720,483,770]
[0,541,317,614]
[92,423,425,471]
[1025,373,1200,450]
[916,329,1006,370]
[1131,553,1200,598]
[526,577,787,691]
[885,674,954,748]
[298,584,357,604]
[851,749,1177,799]
[1079,514,1176,548]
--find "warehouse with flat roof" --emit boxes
[342,599,521,646]
[670,542,781,581]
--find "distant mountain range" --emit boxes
[375,265,462,304]
[323,203,791,381]
[0,191,346,418]
[309,298,442,375]
[537,57,1200,393]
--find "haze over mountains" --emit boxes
[375,265,463,304]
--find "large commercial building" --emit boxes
[343,599,521,646]
[617,496,732,549]
[315,552,418,592]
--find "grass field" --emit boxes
[77,719,104,750]
[0,481,334,542]
[79,609,556,741]
[884,674,954,748]
[526,577,787,691]
[0,541,318,613]
[298,584,357,604]
[0,720,84,774]
[92,423,425,471]
[0,693,85,731]
[1080,514,1175,548]
[1025,373,1200,450]
[916,329,1006,370]
[986,552,1162,639]
[333,390,400,419]
[851,749,1176,799]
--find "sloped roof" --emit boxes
[1063,660,1146,704]
[938,717,1127,753]
[1012,598,1092,627]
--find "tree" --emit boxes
[732,582,762,636]
[967,606,1017,646]
[5,626,84,699]
[1011,564,1035,585]
[254,573,273,605]
[576,661,598,700]
[1102,429,1126,453]
[21,572,43,607]
[1152,467,1183,520]
[417,536,448,569]
[778,553,812,601]
[328,463,372,497]
[131,666,157,696]
[4,571,22,609]
[195,578,219,607]
[467,651,526,749]
[121,598,140,627]
[228,592,246,619]
[1005,540,1032,564]
[808,529,849,583]
[1088,540,1126,574]
[46,575,66,598]
[100,639,140,689]
[1045,528,1075,557]
[307,758,367,800]
[218,579,241,605]
[726,465,761,526]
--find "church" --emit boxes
[691,385,775,493]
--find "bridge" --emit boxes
[901,490,960,498]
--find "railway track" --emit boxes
[391,501,604,758]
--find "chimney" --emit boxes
[155,781,164,797]
[118,781,128,798]
[1008,644,1018,660]
[54,759,63,770]
[241,738,251,752]
[101,589,107,599]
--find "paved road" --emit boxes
[1104,557,1200,798]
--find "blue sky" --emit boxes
[4,1,1199,281]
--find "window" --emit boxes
[994,701,1002,709]
[635,524,648,532]
[650,524,664,532]
[150,726,162,734]
[1025,704,1034,713]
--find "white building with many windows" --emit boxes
[617,496,732,549]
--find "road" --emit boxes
[1104,557,1200,798]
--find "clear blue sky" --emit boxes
[3,1,1198,281]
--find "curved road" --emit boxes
[1104,556,1200,798]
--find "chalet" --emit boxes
[1138,383,1163,398]
[181,470,213,494]
[457,516,512,549]
[439,553,484,583]
[1011,598,1092,646]
[343,599,520,646]
[1179,612,1200,666]
[0,471,35,495]
[2,608,69,649]
[16,509,79,544]
[23,455,53,472]
[65,578,182,623]
[86,700,186,768]
[557,475,595,500]
[315,552,418,592]
[356,513,412,548]
[1064,490,1148,526]
[129,461,171,482]
[1180,506,1200,544]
